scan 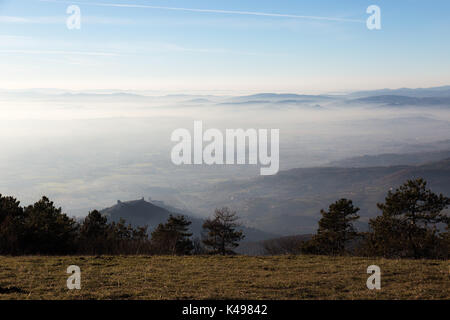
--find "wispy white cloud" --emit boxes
[0,35,34,45]
[0,49,119,56]
[40,0,365,23]
[0,15,137,25]
[0,35,275,58]
[0,16,30,23]
[0,15,65,23]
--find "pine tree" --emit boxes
[79,210,109,254]
[367,178,450,258]
[23,196,78,254]
[0,194,25,254]
[202,207,245,255]
[151,215,193,255]
[307,199,360,255]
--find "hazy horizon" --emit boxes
[1,87,450,220]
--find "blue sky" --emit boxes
[1,0,449,93]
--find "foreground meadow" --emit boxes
[0,255,448,300]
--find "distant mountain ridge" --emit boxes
[352,86,450,98]
[4,85,450,108]
[328,149,450,167]
[350,95,450,106]
[232,93,332,100]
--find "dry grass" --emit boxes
[0,255,448,300]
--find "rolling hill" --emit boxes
[349,95,450,107]
[100,198,276,242]
[352,85,450,98]
[327,149,450,167]
[187,159,450,235]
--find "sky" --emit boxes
[0,0,450,93]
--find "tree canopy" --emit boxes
[202,207,245,255]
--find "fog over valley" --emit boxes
[1,87,450,235]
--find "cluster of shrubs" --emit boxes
[0,196,244,256]
[264,178,450,259]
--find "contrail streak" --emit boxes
[39,0,365,23]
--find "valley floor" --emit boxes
[0,255,448,300]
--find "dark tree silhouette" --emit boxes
[367,178,450,258]
[79,210,109,254]
[0,195,25,254]
[202,207,244,255]
[151,215,193,255]
[23,196,78,254]
[81,210,108,238]
[1,195,151,255]
[304,199,360,255]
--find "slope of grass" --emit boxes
[0,255,448,300]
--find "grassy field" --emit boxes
[0,255,448,300]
